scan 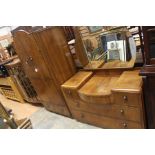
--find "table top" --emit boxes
[78,75,118,97]
[112,70,142,93]
[62,71,93,89]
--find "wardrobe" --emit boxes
[13,27,76,117]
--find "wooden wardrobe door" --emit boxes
[32,27,76,86]
[13,30,69,108]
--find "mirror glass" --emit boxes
[78,26,137,69]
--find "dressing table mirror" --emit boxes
[73,26,137,70]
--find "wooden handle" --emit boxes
[123,96,128,101]
[120,109,124,114]
[123,123,127,128]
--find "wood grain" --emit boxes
[74,27,89,67]
[62,92,142,122]
[13,27,76,117]
[111,70,142,93]
[62,70,145,128]
[84,60,104,69]
[101,57,136,69]
[78,75,119,104]
[62,71,93,90]
[71,109,143,129]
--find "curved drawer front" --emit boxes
[78,93,112,104]
[62,88,143,123]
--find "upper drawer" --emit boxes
[62,85,143,122]
[78,75,118,104]
[62,88,79,100]
[112,92,142,107]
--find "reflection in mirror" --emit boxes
[78,26,136,69]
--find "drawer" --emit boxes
[62,88,79,99]
[61,88,81,113]
[71,110,143,129]
[45,103,71,117]
[70,100,142,122]
[112,92,141,107]
[62,88,143,123]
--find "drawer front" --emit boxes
[62,88,79,105]
[113,92,141,107]
[62,88,143,123]
[45,103,71,117]
[79,93,112,104]
[70,101,142,122]
[71,110,143,129]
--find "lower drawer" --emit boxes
[69,100,142,122]
[71,109,143,129]
[44,103,71,117]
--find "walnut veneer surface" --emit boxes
[13,27,76,117]
[111,70,142,93]
[62,70,145,128]
[84,61,104,69]
[62,71,93,90]
[101,58,136,69]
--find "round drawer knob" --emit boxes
[34,68,38,72]
[120,109,124,114]
[123,123,127,128]
[123,96,128,101]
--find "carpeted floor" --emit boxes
[0,94,98,129]
[29,108,98,129]
[0,94,41,120]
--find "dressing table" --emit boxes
[61,27,145,128]
[62,69,145,128]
